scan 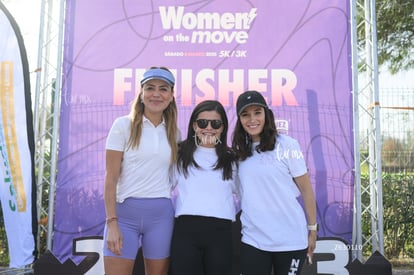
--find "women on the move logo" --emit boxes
[159,6,258,44]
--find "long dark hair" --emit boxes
[232,106,278,161]
[177,100,236,180]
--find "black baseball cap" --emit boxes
[236,90,268,115]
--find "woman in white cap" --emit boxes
[232,90,317,275]
[103,67,179,275]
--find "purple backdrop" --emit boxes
[55,0,353,261]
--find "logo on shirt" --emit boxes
[259,143,304,165]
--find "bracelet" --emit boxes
[106,217,118,224]
[307,223,319,231]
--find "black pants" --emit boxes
[170,215,233,275]
[240,242,307,275]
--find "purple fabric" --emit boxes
[103,198,174,259]
[55,0,353,261]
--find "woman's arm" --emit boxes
[294,173,317,259]
[104,149,123,255]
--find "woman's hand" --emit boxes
[307,230,317,263]
[106,221,123,255]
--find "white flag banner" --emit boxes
[0,2,36,268]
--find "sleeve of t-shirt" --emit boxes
[287,138,308,178]
[105,116,128,152]
[169,165,179,188]
[170,165,179,209]
[232,164,241,213]
[176,129,182,143]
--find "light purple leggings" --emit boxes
[103,197,174,260]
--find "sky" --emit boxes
[2,0,41,74]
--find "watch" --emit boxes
[307,223,319,231]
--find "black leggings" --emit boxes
[170,215,233,275]
[240,242,307,275]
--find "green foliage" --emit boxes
[382,173,414,258]
[357,0,414,74]
[376,0,414,74]
[361,172,414,259]
[0,208,10,265]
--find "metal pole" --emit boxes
[350,0,363,261]
[363,0,383,254]
[46,0,66,250]
[34,0,47,253]
[364,0,380,253]
[369,0,384,254]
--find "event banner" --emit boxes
[56,0,354,266]
[0,2,37,268]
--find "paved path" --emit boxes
[394,270,414,275]
[0,268,32,275]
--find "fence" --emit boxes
[378,88,414,173]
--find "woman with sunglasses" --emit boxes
[103,67,179,275]
[170,100,239,275]
[232,90,317,275]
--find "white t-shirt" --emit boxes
[171,146,239,221]
[105,115,172,202]
[238,134,308,251]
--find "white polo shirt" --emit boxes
[106,115,172,202]
[238,135,309,251]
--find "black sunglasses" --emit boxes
[196,119,223,129]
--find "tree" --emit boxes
[363,0,414,74]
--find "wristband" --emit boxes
[307,223,319,231]
[106,217,118,224]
